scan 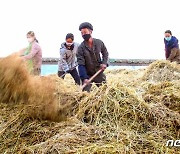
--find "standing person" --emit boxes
[77,22,109,92]
[164,30,180,64]
[19,31,42,75]
[58,33,80,85]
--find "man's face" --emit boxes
[81,28,91,36]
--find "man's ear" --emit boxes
[89,30,93,34]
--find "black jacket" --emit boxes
[77,38,109,77]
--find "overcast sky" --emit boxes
[0,0,180,59]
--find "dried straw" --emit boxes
[0,56,179,153]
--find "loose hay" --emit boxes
[0,56,180,154]
[0,55,70,122]
[142,60,180,82]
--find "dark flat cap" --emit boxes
[79,22,93,31]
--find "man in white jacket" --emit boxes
[58,33,80,85]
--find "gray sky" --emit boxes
[0,0,180,59]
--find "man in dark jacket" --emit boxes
[77,22,109,91]
[164,30,180,63]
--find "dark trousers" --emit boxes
[82,72,106,92]
[58,68,81,85]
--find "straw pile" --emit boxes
[0,54,72,122]
[0,55,179,153]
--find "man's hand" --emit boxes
[100,64,107,71]
[83,79,89,85]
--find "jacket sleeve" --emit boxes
[164,39,168,50]
[78,65,89,80]
[76,46,89,80]
[23,43,39,60]
[165,50,168,59]
[59,48,69,72]
[101,41,109,65]
[167,48,178,61]
[170,37,179,49]
[18,48,27,56]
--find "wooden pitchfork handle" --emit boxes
[81,69,103,89]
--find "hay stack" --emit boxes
[142,60,180,82]
[143,81,180,113]
[0,59,179,153]
[0,54,31,103]
[0,55,70,122]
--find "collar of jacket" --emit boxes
[61,42,76,50]
[164,36,177,44]
[84,38,96,51]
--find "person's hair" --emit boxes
[66,33,74,41]
[27,31,39,43]
[165,30,172,35]
[79,22,93,31]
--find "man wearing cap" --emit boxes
[77,22,109,91]
[58,33,80,85]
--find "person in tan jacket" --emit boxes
[19,31,42,75]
